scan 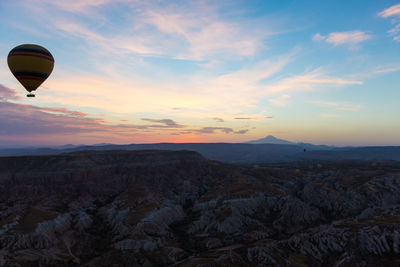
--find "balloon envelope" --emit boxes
[7,44,54,93]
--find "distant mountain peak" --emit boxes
[264,135,283,141]
[246,135,294,145]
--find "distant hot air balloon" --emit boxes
[295,169,301,175]
[317,164,322,169]
[224,235,234,245]
[234,232,243,242]
[7,44,54,97]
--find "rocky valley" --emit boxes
[0,150,400,266]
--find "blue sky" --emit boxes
[0,0,399,146]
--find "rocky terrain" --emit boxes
[0,150,400,266]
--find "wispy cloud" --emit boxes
[309,100,362,111]
[212,117,224,122]
[312,33,325,42]
[372,65,400,74]
[141,118,185,128]
[378,4,400,42]
[0,85,252,145]
[235,129,249,134]
[388,24,400,42]
[234,117,256,120]
[17,0,276,61]
[186,126,250,135]
[0,84,20,101]
[267,69,362,94]
[378,4,400,18]
[320,113,339,118]
[23,0,116,14]
[269,94,290,107]
[39,107,88,117]
[313,31,372,48]
[194,127,234,134]
[0,102,106,137]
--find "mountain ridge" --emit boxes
[0,142,399,163]
[246,135,294,145]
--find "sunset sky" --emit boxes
[0,0,399,147]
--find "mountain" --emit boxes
[0,142,399,163]
[246,135,294,145]
[53,144,78,149]
[246,135,336,150]
[1,150,400,266]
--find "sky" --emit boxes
[0,0,399,147]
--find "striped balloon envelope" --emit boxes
[7,44,54,97]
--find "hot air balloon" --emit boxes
[234,232,243,242]
[7,44,54,97]
[224,235,234,245]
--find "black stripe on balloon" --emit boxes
[12,71,49,79]
[10,48,53,57]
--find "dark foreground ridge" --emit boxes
[1,150,400,266]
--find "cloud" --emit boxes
[38,107,88,117]
[212,117,224,122]
[234,117,256,120]
[190,127,249,135]
[235,129,248,134]
[141,118,185,128]
[372,65,400,74]
[193,127,234,134]
[268,69,362,95]
[0,84,20,101]
[17,0,277,61]
[313,31,372,47]
[139,4,274,60]
[388,24,400,42]
[378,4,400,18]
[269,94,290,107]
[0,86,190,144]
[17,0,116,15]
[141,118,173,125]
[0,101,106,136]
[309,100,362,111]
[378,4,400,42]
[312,33,326,42]
[326,31,372,46]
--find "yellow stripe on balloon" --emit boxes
[8,56,54,74]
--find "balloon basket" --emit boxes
[27,93,35,97]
